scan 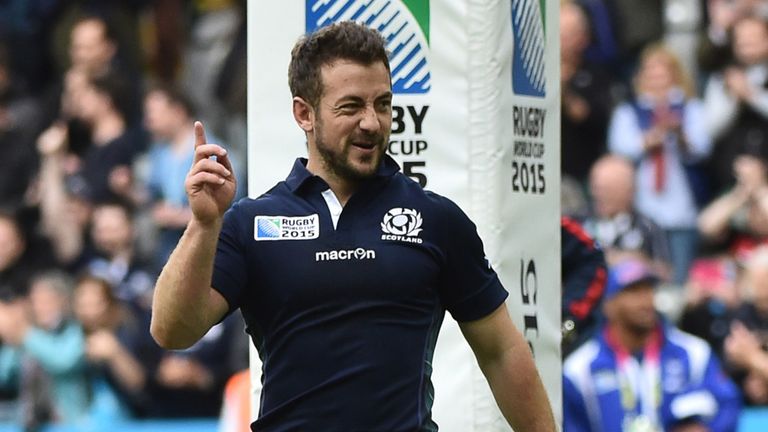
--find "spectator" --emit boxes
[36,120,94,269]
[0,209,54,301]
[698,0,755,75]
[86,201,155,312]
[64,13,142,124]
[67,15,117,79]
[145,315,244,419]
[678,256,741,362]
[725,246,768,405]
[0,271,89,429]
[142,84,242,269]
[564,259,742,431]
[608,43,712,285]
[0,212,33,302]
[560,1,616,186]
[73,273,159,420]
[0,1,62,94]
[582,155,671,273]
[578,0,665,81]
[704,15,768,193]
[561,216,607,356]
[0,44,43,207]
[69,72,147,204]
[698,155,768,261]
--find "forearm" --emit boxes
[151,218,225,349]
[39,156,83,262]
[746,350,768,381]
[107,345,146,392]
[751,188,768,218]
[698,190,746,239]
[480,337,555,431]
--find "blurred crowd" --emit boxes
[9,0,768,429]
[561,0,768,425]
[0,0,249,429]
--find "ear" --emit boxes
[292,97,314,132]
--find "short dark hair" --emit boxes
[146,82,197,118]
[88,72,130,120]
[288,21,390,108]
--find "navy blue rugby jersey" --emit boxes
[212,155,508,432]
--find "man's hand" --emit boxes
[0,301,30,346]
[725,321,762,369]
[156,355,214,390]
[85,330,120,362]
[37,122,68,157]
[460,304,556,431]
[185,122,237,226]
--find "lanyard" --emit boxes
[605,327,663,428]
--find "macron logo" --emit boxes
[315,248,376,262]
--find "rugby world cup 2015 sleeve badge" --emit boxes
[254,215,320,241]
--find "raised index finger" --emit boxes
[194,121,207,148]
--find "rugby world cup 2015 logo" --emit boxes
[306,0,431,94]
[512,0,546,97]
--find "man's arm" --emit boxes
[150,122,236,350]
[459,303,556,432]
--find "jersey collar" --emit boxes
[285,154,401,194]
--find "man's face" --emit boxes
[589,162,634,217]
[310,60,392,181]
[74,280,110,331]
[559,3,589,59]
[70,20,115,74]
[144,91,181,140]
[91,205,133,257]
[30,282,67,331]
[734,18,768,66]
[606,282,657,334]
[636,53,675,96]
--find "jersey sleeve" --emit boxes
[211,201,249,316]
[561,216,607,324]
[435,197,508,322]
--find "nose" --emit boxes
[359,105,381,133]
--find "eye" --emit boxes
[375,99,392,113]
[337,103,362,114]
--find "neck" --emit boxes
[92,112,125,145]
[609,322,653,353]
[305,147,361,207]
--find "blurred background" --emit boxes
[7,0,768,430]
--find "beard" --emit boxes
[314,118,388,182]
[622,311,658,336]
